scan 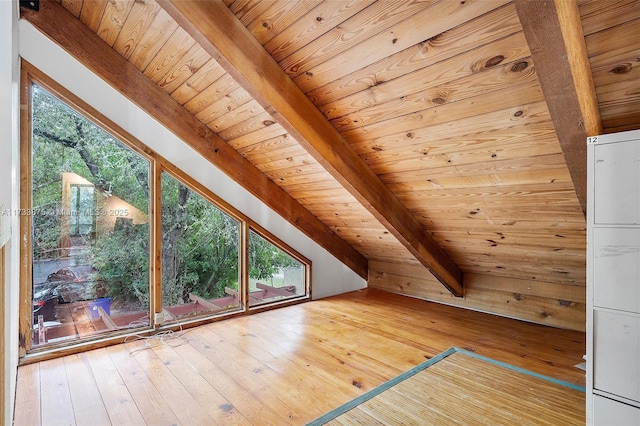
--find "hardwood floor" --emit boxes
[13,288,586,425]
[322,351,584,425]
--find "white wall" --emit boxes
[18,20,365,300]
[1,1,20,424]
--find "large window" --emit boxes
[20,65,310,356]
[249,230,308,307]
[161,172,241,318]
[29,84,151,347]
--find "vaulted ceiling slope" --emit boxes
[23,0,639,301]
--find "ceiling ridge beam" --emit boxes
[20,0,368,280]
[514,0,603,217]
[157,0,464,296]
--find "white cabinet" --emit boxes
[594,395,640,426]
[593,228,640,313]
[587,129,640,425]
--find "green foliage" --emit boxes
[161,173,240,304]
[91,222,149,301]
[249,231,300,280]
[31,82,304,312]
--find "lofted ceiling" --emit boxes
[22,0,640,299]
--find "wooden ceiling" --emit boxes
[23,0,639,297]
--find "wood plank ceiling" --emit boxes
[26,0,640,297]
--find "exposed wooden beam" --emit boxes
[158,0,464,296]
[514,0,603,217]
[20,1,368,280]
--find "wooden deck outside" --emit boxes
[14,288,586,425]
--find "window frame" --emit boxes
[156,165,247,321]
[247,224,312,311]
[19,62,311,361]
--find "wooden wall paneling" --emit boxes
[346,100,552,149]
[400,195,580,213]
[326,60,539,132]
[61,0,83,18]
[596,78,640,116]
[435,238,585,259]
[79,0,108,33]
[467,274,587,303]
[260,162,327,184]
[217,111,277,141]
[396,185,581,208]
[600,106,640,132]
[590,50,640,87]
[340,83,545,144]
[201,87,255,127]
[480,269,583,286]
[579,0,640,36]
[361,132,562,174]
[351,120,566,166]
[295,0,510,95]
[21,0,368,279]
[170,59,227,105]
[278,0,442,79]
[302,3,524,101]
[95,0,135,47]
[156,45,211,95]
[243,145,313,170]
[236,133,300,159]
[369,260,586,331]
[283,178,349,196]
[208,99,262,133]
[127,9,178,71]
[254,151,322,175]
[185,75,246,119]
[265,0,376,62]
[586,20,640,134]
[318,31,532,121]
[386,167,572,192]
[230,0,275,27]
[243,0,323,46]
[417,205,585,223]
[227,123,290,150]
[160,0,464,294]
[187,75,240,117]
[142,27,195,83]
[332,79,544,134]
[469,250,582,274]
[112,0,162,60]
[583,18,640,58]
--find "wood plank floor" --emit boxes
[13,288,586,425]
[322,350,584,425]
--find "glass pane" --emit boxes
[161,172,241,319]
[248,230,306,307]
[30,84,150,347]
[70,185,94,235]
